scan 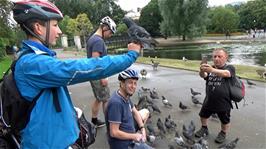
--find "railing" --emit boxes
[105,35,130,50]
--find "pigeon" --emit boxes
[151,103,161,113]
[246,79,256,86]
[190,88,201,96]
[192,96,203,105]
[141,86,150,92]
[140,69,148,78]
[188,120,196,133]
[211,113,219,121]
[146,123,156,136]
[174,131,187,147]
[198,137,209,149]
[150,88,159,99]
[164,117,173,130]
[179,102,190,111]
[218,138,239,149]
[167,114,177,128]
[191,142,203,149]
[162,96,173,107]
[147,134,156,144]
[157,118,166,134]
[122,16,158,49]
[182,124,194,142]
[151,59,160,70]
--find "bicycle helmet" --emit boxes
[118,69,139,81]
[13,0,63,24]
[100,16,117,33]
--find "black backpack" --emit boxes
[227,76,245,109]
[0,51,61,148]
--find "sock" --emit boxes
[92,118,97,124]
[202,126,208,129]
[221,131,226,134]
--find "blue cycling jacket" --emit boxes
[15,40,139,149]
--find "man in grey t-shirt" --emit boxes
[86,16,116,128]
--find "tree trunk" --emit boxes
[182,35,186,41]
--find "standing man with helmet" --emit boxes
[106,69,150,149]
[86,16,117,128]
[10,1,141,148]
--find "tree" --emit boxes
[53,0,125,27]
[207,7,239,33]
[139,0,162,37]
[0,0,15,57]
[76,13,93,47]
[238,0,266,30]
[158,0,208,40]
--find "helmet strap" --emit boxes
[22,22,50,48]
[45,20,50,48]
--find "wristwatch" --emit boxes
[139,126,144,130]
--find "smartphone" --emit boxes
[201,55,208,64]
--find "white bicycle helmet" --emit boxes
[100,16,117,33]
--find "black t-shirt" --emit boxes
[203,64,235,111]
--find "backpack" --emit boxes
[227,76,245,109]
[0,51,61,148]
[72,107,97,149]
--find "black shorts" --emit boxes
[199,108,231,124]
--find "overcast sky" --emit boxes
[116,0,249,12]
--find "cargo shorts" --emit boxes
[90,80,110,102]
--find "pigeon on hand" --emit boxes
[191,96,203,105]
[122,16,158,50]
[179,101,190,111]
[162,96,173,107]
[246,79,256,86]
[190,88,201,96]
[218,138,239,149]
[157,118,166,134]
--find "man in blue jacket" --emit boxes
[11,0,141,148]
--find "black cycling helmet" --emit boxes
[13,0,63,24]
[118,69,139,81]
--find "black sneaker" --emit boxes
[92,119,106,128]
[195,127,209,138]
[215,131,226,144]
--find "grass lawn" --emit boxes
[0,56,12,78]
[137,57,266,82]
[1,55,265,82]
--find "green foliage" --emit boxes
[64,13,93,38]
[238,0,266,30]
[116,23,128,35]
[139,0,162,37]
[54,0,125,27]
[158,0,208,40]
[76,13,93,36]
[59,15,71,36]
[207,7,239,33]
[0,56,12,78]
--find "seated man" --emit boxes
[106,69,150,149]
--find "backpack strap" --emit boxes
[10,50,62,113]
[51,88,61,112]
